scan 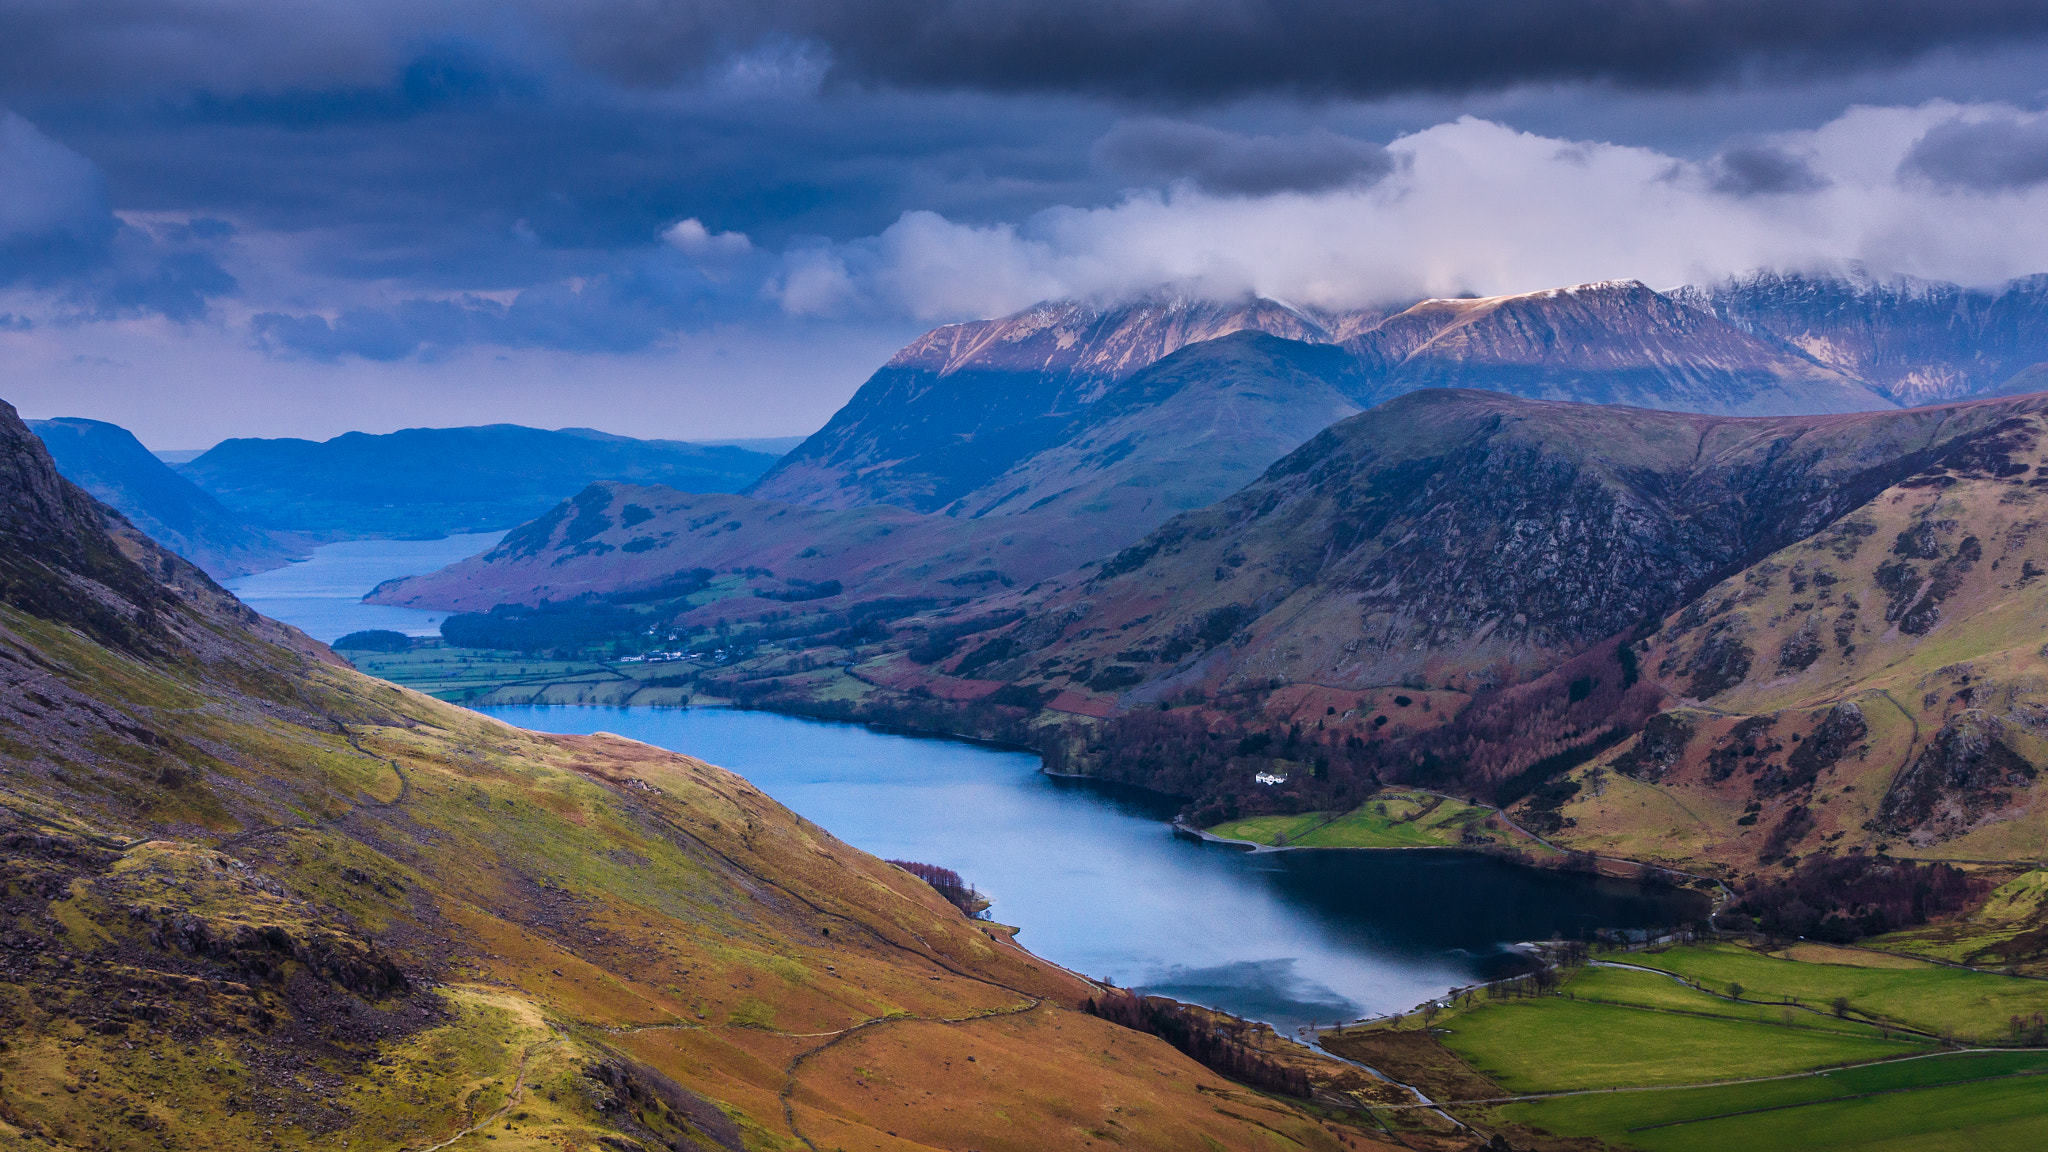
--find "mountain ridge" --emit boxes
[28,415,308,579]
[178,423,785,538]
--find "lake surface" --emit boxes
[474,704,1705,1033]
[226,533,505,644]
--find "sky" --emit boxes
[3,2,2048,448]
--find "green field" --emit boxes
[340,645,629,701]
[1438,979,1930,1093]
[1569,965,1903,1038]
[1206,791,1501,848]
[1495,1049,2048,1152]
[1625,943,2048,1042]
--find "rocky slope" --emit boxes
[1351,280,1893,415]
[29,415,306,579]
[0,396,1393,1152]
[179,424,784,538]
[959,389,2033,711]
[1544,401,2048,871]
[1673,268,2048,407]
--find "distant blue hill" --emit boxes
[175,424,787,538]
[28,417,306,579]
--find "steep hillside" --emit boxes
[1539,402,2048,873]
[28,415,306,579]
[745,295,1390,513]
[663,389,2048,870]
[371,334,1374,614]
[0,397,1391,1152]
[970,390,2032,711]
[1673,269,2048,406]
[179,425,784,538]
[1352,280,1894,415]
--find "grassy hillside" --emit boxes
[0,397,1393,1152]
[1529,404,2048,880]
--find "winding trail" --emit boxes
[404,1033,561,1152]
[776,997,1046,1151]
[216,714,412,850]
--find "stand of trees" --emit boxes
[1728,855,1983,943]
[885,860,988,919]
[1081,991,1311,1098]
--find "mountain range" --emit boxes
[177,424,784,539]
[379,271,2045,624]
[0,395,1386,1151]
[1674,268,2048,406]
[366,269,2048,893]
[747,278,1907,519]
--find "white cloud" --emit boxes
[662,217,753,264]
[771,102,2048,321]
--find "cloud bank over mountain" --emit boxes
[4,2,2048,443]
[774,104,2048,322]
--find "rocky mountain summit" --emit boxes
[1674,268,2048,406]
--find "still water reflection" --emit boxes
[475,704,1705,1032]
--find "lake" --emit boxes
[237,541,1707,1033]
[225,533,505,644]
[474,704,1706,1034]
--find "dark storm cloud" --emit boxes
[570,0,2048,102]
[1901,113,2048,191]
[0,113,236,320]
[1092,120,1392,196]
[1705,143,1829,196]
[9,2,2048,105]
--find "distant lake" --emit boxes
[475,704,1707,1034]
[227,533,504,643]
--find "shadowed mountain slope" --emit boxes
[28,415,306,579]
[0,396,1393,1152]
[745,295,1389,513]
[929,389,2029,708]
[745,280,1902,524]
[1674,269,2048,407]
[370,333,1376,613]
[178,424,784,538]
